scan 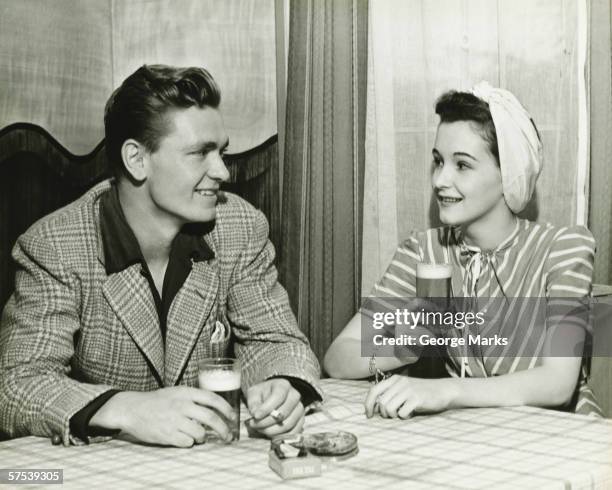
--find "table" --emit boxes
[1,379,611,489]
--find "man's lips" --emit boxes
[195,189,218,197]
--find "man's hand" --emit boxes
[245,378,305,438]
[364,375,453,419]
[90,386,236,447]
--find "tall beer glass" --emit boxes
[415,263,453,368]
[416,263,452,299]
[198,358,241,442]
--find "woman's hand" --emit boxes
[364,375,455,419]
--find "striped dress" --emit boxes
[370,218,602,416]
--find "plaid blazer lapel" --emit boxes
[102,266,165,383]
[165,259,219,386]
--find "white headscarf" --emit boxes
[471,81,543,214]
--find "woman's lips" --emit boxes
[437,196,462,204]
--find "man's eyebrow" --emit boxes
[186,138,230,153]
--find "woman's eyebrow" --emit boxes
[453,151,477,160]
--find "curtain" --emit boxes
[588,0,612,285]
[0,0,277,154]
[280,0,368,362]
[363,0,588,293]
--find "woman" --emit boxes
[324,82,602,418]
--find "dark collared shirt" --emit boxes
[70,186,318,442]
[99,185,215,340]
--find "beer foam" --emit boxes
[416,262,453,279]
[198,369,241,392]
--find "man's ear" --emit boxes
[121,139,148,181]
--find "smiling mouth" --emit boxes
[195,189,218,197]
[438,196,462,204]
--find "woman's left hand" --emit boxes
[364,375,454,419]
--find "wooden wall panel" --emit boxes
[111,0,277,153]
[363,0,584,292]
[588,0,612,418]
[589,0,612,286]
[0,0,277,154]
[498,0,581,225]
[0,0,112,154]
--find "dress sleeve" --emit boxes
[370,231,423,298]
[543,225,595,358]
[544,225,595,298]
[361,231,423,323]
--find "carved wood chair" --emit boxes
[0,124,279,308]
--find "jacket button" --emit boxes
[51,434,62,445]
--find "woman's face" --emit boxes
[432,120,507,227]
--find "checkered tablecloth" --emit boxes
[1,379,611,489]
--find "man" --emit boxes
[0,65,322,446]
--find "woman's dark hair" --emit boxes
[104,64,221,177]
[434,91,499,164]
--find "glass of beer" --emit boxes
[415,263,453,348]
[416,263,453,299]
[198,358,241,442]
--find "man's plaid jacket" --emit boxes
[0,180,322,444]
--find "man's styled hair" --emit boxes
[434,91,499,164]
[104,64,221,177]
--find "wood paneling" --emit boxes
[364,0,585,291]
[0,0,112,154]
[589,0,612,286]
[0,0,277,154]
[111,0,277,153]
[0,124,108,307]
[588,0,612,418]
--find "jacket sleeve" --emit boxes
[0,232,115,445]
[225,209,323,401]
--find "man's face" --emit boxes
[143,106,230,225]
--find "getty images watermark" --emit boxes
[360,296,612,358]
